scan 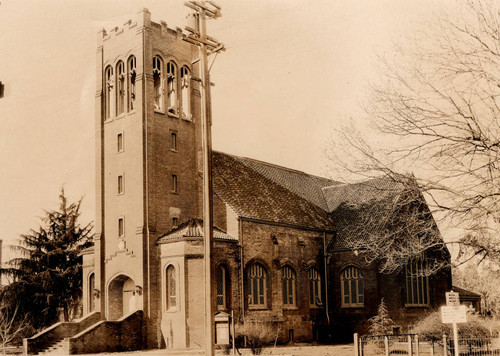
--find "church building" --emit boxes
[24,8,451,355]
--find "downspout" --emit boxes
[323,231,330,327]
[239,218,245,321]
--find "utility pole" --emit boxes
[183,2,224,356]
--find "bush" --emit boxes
[412,310,491,342]
[235,321,276,355]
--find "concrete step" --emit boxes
[37,339,66,355]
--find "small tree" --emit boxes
[369,298,395,335]
[0,188,93,331]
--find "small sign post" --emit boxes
[441,291,465,356]
[446,291,460,306]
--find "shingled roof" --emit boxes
[322,176,405,212]
[326,176,409,251]
[228,153,339,211]
[157,218,237,244]
[212,152,336,230]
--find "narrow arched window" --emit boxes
[127,56,136,112]
[166,265,176,310]
[104,66,114,119]
[308,267,322,307]
[248,263,267,308]
[405,256,429,306]
[282,265,296,307]
[166,61,177,114]
[153,56,163,111]
[116,61,125,115]
[89,273,95,312]
[216,265,228,310]
[180,66,191,119]
[341,266,364,307]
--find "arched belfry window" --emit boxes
[166,61,177,114]
[341,266,364,307]
[308,267,322,307]
[281,265,296,307]
[116,61,125,116]
[180,66,191,119]
[104,66,114,120]
[153,56,163,111]
[127,56,136,112]
[248,263,267,308]
[216,265,228,310]
[166,265,176,310]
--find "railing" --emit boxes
[355,333,500,356]
[68,310,143,354]
[23,312,102,355]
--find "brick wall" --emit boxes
[329,249,451,342]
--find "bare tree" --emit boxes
[327,0,500,268]
[453,263,500,315]
[330,175,449,274]
[0,303,26,356]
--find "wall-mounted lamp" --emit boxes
[135,285,143,296]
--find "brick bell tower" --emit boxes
[88,8,204,347]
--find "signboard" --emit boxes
[446,291,460,306]
[441,305,467,324]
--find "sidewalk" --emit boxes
[79,344,354,356]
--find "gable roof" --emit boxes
[212,151,335,230]
[326,177,410,251]
[322,176,405,212]
[157,218,237,244]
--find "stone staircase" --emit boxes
[36,339,66,355]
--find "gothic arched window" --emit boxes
[341,266,364,307]
[116,61,125,115]
[405,257,429,306]
[166,61,177,114]
[308,267,322,307]
[282,265,296,307]
[127,56,136,112]
[153,56,163,111]
[216,265,228,310]
[166,265,176,310]
[180,66,191,119]
[248,263,267,308]
[104,66,113,120]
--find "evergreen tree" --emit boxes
[368,298,395,335]
[0,189,93,331]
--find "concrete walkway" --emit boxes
[9,344,354,356]
[78,344,354,356]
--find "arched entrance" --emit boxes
[107,275,138,320]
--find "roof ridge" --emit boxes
[214,150,333,181]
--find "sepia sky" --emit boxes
[0,0,445,256]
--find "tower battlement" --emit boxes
[98,8,187,44]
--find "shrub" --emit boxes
[412,310,491,342]
[235,321,276,355]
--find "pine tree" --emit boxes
[0,189,93,331]
[368,298,395,335]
